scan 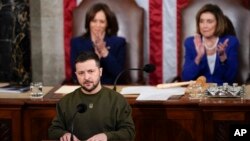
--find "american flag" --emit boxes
[63,0,192,85]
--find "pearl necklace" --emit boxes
[203,37,219,51]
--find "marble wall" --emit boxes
[30,0,65,85]
[0,0,31,85]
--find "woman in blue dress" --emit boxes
[71,3,126,84]
[182,4,239,85]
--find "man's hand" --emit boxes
[60,132,80,141]
[86,133,107,141]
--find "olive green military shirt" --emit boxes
[48,86,135,140]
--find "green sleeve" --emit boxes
[105,96,135,140]
[48,103,68,139]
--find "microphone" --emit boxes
[113,64,156,91]
[70,103,87,141]
[142,64,156,73]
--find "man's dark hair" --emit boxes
[75,51,100,67]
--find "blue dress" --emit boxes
[182,35,239,85]
[70,35,126,84]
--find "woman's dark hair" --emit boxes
[83,3,118,37]
[224,15,236,36]
[195,4,234,37]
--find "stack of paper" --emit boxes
[120,86,186,101]
[54,85,80,94]
[0,84,30,93]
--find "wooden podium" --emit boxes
[1,85,250,141]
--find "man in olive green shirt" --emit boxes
[48,52,135,141]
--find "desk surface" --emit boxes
[0,85,250,105]
[46,84,250,105]
[0,85,53,99]
[1,85,250,141]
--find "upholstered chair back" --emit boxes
[182,0,250,84]
[72,0,145,84]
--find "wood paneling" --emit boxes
[1,88,250,141]
[0,104,22,141]
[23,108,56,141]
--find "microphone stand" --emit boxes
[70,103,87,141]
[70,111,78,141]
[113,68,140,91]
[113,64,156,91]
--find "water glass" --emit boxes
[30,82,43,98]
[189,83,203,99]
[207,83,218,96]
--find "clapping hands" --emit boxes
[217,38,229,62]
[93,32,109,58]
[193,34,229,64]
[193,34,205,64]
[194,34,205,57]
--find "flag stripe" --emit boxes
[163,0,177,82]
[149,0,163,84]
[63,0,76,82]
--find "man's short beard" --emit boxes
[81,80,100,92]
